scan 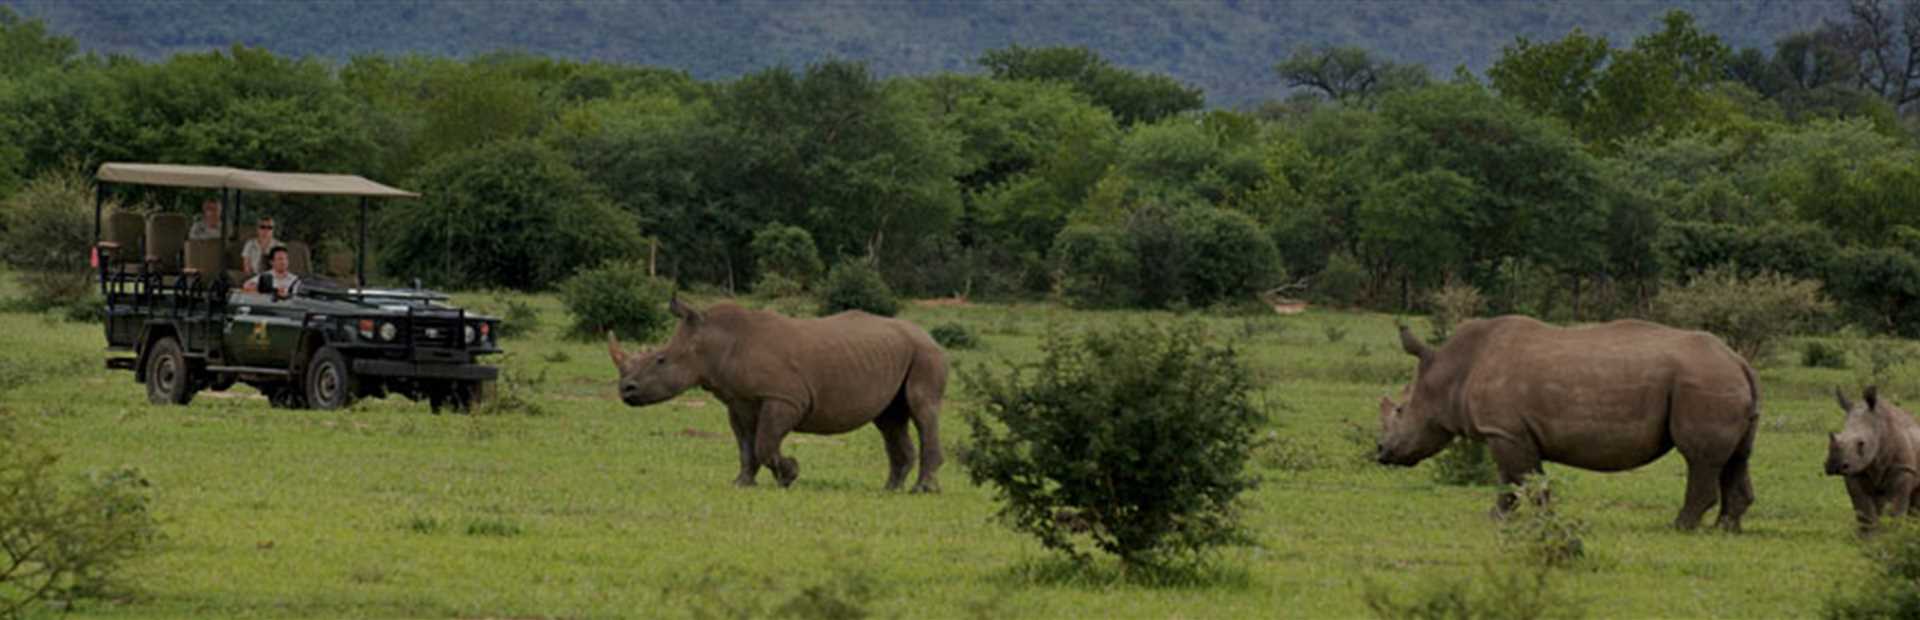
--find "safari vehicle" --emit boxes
[91,163,501,412]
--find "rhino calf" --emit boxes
[1828,387,1920,531]
[609,298,946,492]
[1377,316,1761,531]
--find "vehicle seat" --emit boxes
[144,213,189,273]
[326,252,355,280]
[183,239,222,277]
[283,241,312,275]
[100,211,145,273]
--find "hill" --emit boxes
[2,0,1847,107]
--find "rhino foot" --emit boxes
[775,458,800,487]
[911,480,941,494]
[732,475,758,488]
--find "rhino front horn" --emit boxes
[608,330,629,367]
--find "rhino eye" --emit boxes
[654,356,666,366]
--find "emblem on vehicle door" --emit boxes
[250,321,270,348]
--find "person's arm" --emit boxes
[242,275,260,293]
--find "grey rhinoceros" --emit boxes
[1377,316,1761,531]
[609,298,947,492]
[1828,386,1920,531]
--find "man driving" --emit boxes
[243,246,300,298]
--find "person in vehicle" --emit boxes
[241,216,284,275]
[188,198,222,241]
[243,246,300,298]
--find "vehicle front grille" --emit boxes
[411,318,461,348]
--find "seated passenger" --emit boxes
[240,216,285,276]
[189,199,223,241]
[243,246,300,298]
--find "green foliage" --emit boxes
[1499,476,1590,569]
[1363,564,1585,620]
[1173,207,1282,305]
[1826,246,1920,338]
[963,321,1264,566]
[929,322,978,350]
[1430,438,1498,487]
[380,139,644,290]
[1489,28,1609,128]
[1654,266,1834,362]
[1051,224,1137,308]
[818,259,899,317]
[1802,340,1851,370]
[0,168,102,309]
[978,45,1203,125]
[1276,44,1430,104]
[750,224,825,290]
[0,418,161,616]
[1426,283,1484,344]
[556,260,674,342]
[1314,253,1369,307]
[1825,521,1920,620]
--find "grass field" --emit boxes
[0,278,1897,619]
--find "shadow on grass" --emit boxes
[988,554,1254,591]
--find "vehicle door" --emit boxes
[222,293,307,368]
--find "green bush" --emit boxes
[1825,521,1920,619]
[929,322,978,350]
[1499,475,1589,569]
[1173,206,1282,306]
[0,168,102,309]
[557,260,674,341]
[819,259,899,317]
[1051,224,1137,308]
[379,139,644,290]
[0,417,161,616]
[1427,283,1485,344]
[751,224,825,291]
[1315,252,1369,307]
[1430,438,1498,487]
[1802,340,1851,370]
[1653,266,1834,363]
[964,321,1265,566]
[752,272,805,299]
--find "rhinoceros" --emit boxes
[1376,316,1761,531]
[1827,386,1920,530]
[608,298,947,492]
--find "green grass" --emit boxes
[0,277,1888,618]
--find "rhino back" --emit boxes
[702,307,927,433]
[1452,317,1755,471]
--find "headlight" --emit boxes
[464,325,477,344]
[378,322,398,341]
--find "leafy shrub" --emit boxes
[753,272,806,298]
[1826,521,1920,619]
[0,417,161,616]
[1052,224,1137,308]
[379,139,644,290]
[1427,283,1484,344]
[1499,475,1589,569]
[1314,252,1369,307]
[557,260,674,341]
[964,321,1265,566]
[1856,337,1914,386]
[1653,266,1834,363]
[1802,340,1851,370]
[751,224,825,291]
[929,322,978,350]
[1172,207,1282,306]
[1430,438,1498,487]
[819,259,899,317]
[1363,563,1584,620]
[1324,325,1349,344]
[0,168,102,309]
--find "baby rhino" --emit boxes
[1829,386,1920,530]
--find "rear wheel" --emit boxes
[144,336,195,405]
[305,347,357,410]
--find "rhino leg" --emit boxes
[755,402,803,488]
[1673,462,1724,531]
[907,387,944,494]
[1887,473,1917,518]
[1486,437,1542,518]
[1713,433,1756,532]
[875,407,915,491]
[1846,476,1881,532]
[727,403,761,487]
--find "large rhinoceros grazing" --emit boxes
[1376,316,1761,531]
[608,298,947,492]
[1827,386,1920,530]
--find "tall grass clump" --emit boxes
[0,167,102,311]
[1826,521,1920,619]
[1654,266,1832,363]
[557,259,674,341]
[0,416,161,616]
[964,321,1265,568]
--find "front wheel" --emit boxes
[145,336,195,405]
[305,347,358,410]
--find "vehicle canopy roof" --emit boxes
[95,162,418,198]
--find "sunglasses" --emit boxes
[258,225,274,230]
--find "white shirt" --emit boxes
[241,239,284,274]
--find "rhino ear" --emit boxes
[669,295,703,326]
[1398,324,1433,361]
[608,330,629,368]
[1867,386,1881,411]
[1837,387,1854,414]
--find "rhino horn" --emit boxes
[1867,386,1881,410]
[1837,386,1854,413]
[1398,324,1433,361]
[608,330,629,367]
[1378,395,1396,419]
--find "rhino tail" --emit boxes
[1741,360,1761,424]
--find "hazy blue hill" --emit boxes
[4,0,1844,107]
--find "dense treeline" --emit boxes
[7,4,1920,336]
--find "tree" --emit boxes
[1487,28,1610,129]
[1275,44,1429,105]
[1587,11,1731,147]
[0,6,75,80]
[977,45,1203,125]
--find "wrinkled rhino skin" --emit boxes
[611,298,946,492]
[1828,386,1920,532]
[1378,316,1760,531]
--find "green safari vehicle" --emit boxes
[92,163,502,412]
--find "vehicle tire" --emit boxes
[145,336,195,406]
[305,346,357,411]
